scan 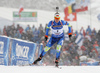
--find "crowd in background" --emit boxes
[0,23,100,66]
[1,23,45,43]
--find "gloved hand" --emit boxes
[69,35,72,38]
[69,35,72,41]
[45,35,48,42]
[68,33,72,40]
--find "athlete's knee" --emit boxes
[56,45,62,52]
[44,46,51,52]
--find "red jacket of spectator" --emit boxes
[3,27,7,36]
[91,48,98,56]
[91,41,99,56]
[80,27,85,37]
[81,45,86,51]
[19,27,23,34]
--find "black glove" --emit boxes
[69,35,72,38]
[69,35,72,41]
[45,35,48,42]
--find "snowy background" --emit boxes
[0,0,100,73]
[0,0,100,31]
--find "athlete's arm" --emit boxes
[45,21,52,38]
[61,20,72,35]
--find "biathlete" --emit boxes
[32,7,72,67]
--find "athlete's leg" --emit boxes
[40,37,57,57]
[33,37,56,64]
[55,37,64,66]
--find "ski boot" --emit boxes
[55,59,62,69]
[55,59,59,67]
[32,55,43,65]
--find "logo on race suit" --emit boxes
[52,25,62,28]
[16,43,29,58]
[55,30,61,35]
[53,29,63,35]
[0,41,4,54]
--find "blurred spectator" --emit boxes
[25,25,31,32]
[6,26,11,36]
[13,30,17,38]
[1,23,100,66]
[11,23,15,32]
[3,26,7,36]
[77,48,83,56]
[32,25,35,33]
[92,28,97,35]
[45,24,48,32]
[91,32,96,44]
[9,30,14,38]
[14,30,21,39]
[16,24,20,31]
[85,32,91,41]
[26,30,32,41]
[26,36,29,41]
[86,25,92,35]
[80,27,85,37]
[21,31,26,40]
[39,24,44,36]
[33,28,40,43]
[97,30,100,44]
[75,30,78,38]
[19,27,23,34]
[50,47,56,56]
[92,41,100,56]
[69,47,78,59]
[39,24,43,32]
[0,29,2,35]
[49,47,56,62]
[92,41,99,55]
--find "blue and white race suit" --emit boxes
[41,20,72,59]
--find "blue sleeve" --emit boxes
[61,20,72,33]
[61,20,67,25]
[68,26,71,33]
[45,21,52,36]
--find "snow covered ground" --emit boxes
[0,66,100,73]
[0,1,100,73]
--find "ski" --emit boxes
[55,66,62,69]
[18,63,33,66]
[22,64,33,66]
[20,63,40,66]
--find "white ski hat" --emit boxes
[54,13,60,19]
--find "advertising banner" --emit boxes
[11,39,36,66]
[0,36,10,66]
[13,12,37,22]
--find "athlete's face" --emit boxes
[54,18,60,23]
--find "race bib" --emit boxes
[52,28,63,35]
